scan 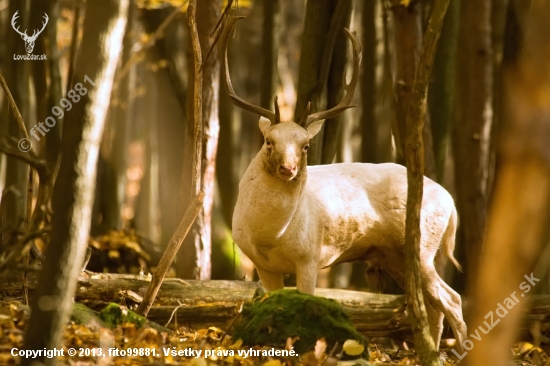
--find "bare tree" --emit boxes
[21,1,128,364]
[177,0,221,279]
[403,0,452,363]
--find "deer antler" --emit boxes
[220,15,281,125]
[11,11,27,38]
[29,13,49,40]
[300,28,362,128]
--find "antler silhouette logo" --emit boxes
[11,11,49,54]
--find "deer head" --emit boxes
[220,15,361,181]
[12,11,49,54]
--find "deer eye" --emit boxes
[303,144,310,151]
[266,139,273,147]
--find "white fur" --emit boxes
[232,120,467,351]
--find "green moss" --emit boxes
[98,303,146,328]
[232,289,366,355]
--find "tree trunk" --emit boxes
[21,1,128,364]
[177,0,221,280]
[391,0,436,179]
[465,1,550,364]
[321,0,353,165]
[294,0,352,166]
[428,0,459,183]
[1,0,30,248]
[452,0,493,292]
[360,0,378,164]
[403,0,451,364]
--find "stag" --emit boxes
[11,11,49,54]
[220,16,467,351]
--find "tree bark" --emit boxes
[21,1,128,364]
[452,0,493,291]
[177,0,221,280]
[465,1,550,364]
[403,0,451,364]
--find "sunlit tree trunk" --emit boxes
[21,1,128,363]
[178,0,221,279]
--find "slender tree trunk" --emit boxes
[178,0,221,279]
[466,2,550,364]
[294,0,352,166]
[21,1,128,364]
[360,0,377,163]
[403,0,451,363]
[391,0,436,179]
[321,0,353,165]
[1,0,29,248]
[428,0,459,183]
[452,0,493,291]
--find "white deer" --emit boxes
[221,16,466,351]
[11,11,49,54]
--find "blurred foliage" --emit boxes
[136,0,252,11]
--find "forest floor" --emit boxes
[1,298,549,365]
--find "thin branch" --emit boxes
[201,0,234,69]
[136,192,204,317]
[188,0,202,197]
[0,139,48,175]
[164,300,188,327]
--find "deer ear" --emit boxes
[307,120,324,138]
[259,117,272,136]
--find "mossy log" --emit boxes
[2,273,549,341]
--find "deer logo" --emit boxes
[11,11,49,54]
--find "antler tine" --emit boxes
[40,14,49,31]
[11,11,26,37]
[298,102,311,127]
[221,15,279,125]
[304,28,362,127]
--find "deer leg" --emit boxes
[420,263,467,352]
[256,266,284,291]
[424,297,445,349]
[296,262,318,294]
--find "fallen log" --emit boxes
[1,273,549,342]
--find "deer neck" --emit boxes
[237,153,307,240]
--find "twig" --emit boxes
[0,139,49,178]
[201,0,234,70]
[136,192,204,317]
[164,300,188,327]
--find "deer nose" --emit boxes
[279,165,296,176]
